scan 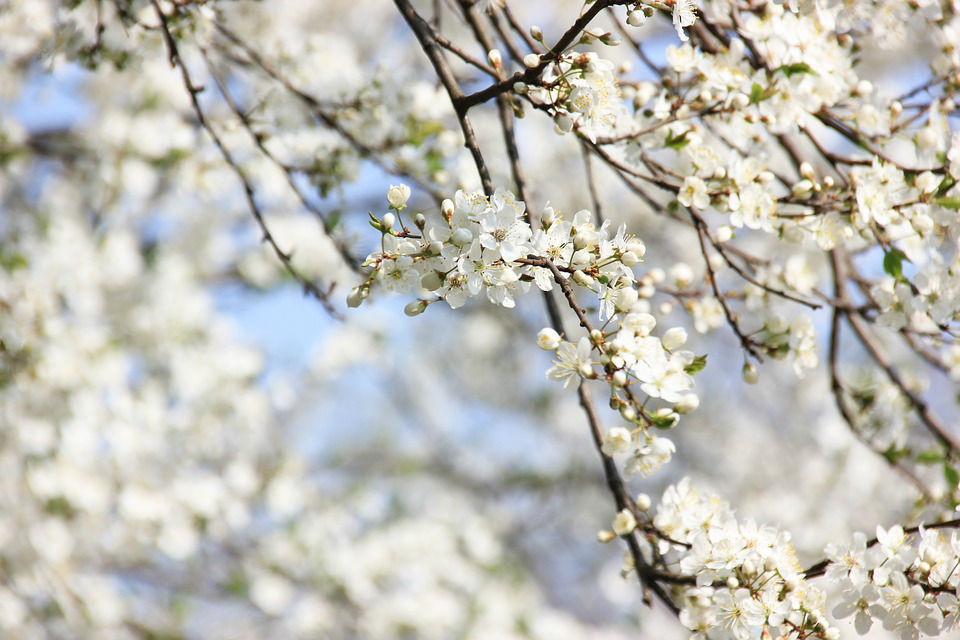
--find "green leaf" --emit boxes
[934,175,955,197]
[882,247,908,281]
[684,354,707,375]
[935,196,960,210]
[883,444,908,464]
[0,251,27,272]
[776,62,817,77]
[749,82,764,104]
[650,413,678,430]
[324,210,342,233]
[664,129,691,150]
[945,463,960,489]
[916,448,945,464]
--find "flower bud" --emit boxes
[523,53,541,68]
[529,25,543,41]
[626,240,646,257]
[620,251,639,267]
[487,48,502,68]
[381,212,396,230]
[441,198,455,218]
[597,529,616,543]
[554,113,574,134]
[347,286,367,308]
[615,287,639,312]
[611,370,627,387]
[635,493,651,510]
[599,32,621,46]
[572,270,594,287]
[676,393,699,414]
[571,249,591,268]
[426,241,443,256]
[386,184,410,210]
[414,213,426,229]
[537,327,562,350]
[541,206,556,227]
[452,227,473,245]
[420,271,442,291]
[404,299,427,316]
[716,225,733,243]
[913,212,934,235]
[662,327,687,350]
[742,362,759,384]
[792,179,814,197]
[626,9,646,26]
[612,509,637,536]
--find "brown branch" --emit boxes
[394,0,494,194]
[804,517,960,579]
[454,0,628,112]
[214,23,446,203]
[200,48,361,272]
[828,251,934,500]
[151,0,342,318]
[846,306,960,456]
[691,211,764,360]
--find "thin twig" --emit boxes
[151,0,342,318]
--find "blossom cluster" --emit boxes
[357,185,701,477]
[650,479,838,640]
[824,524,960,638]
[528,50,632,142]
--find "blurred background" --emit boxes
[0,0,952,638]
